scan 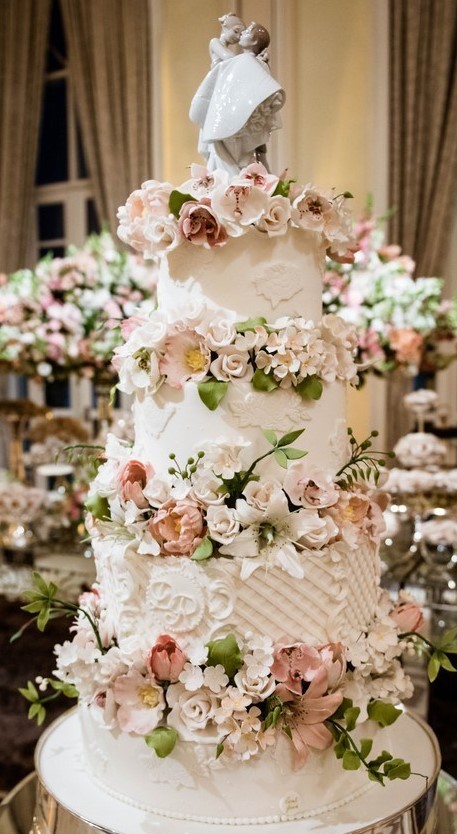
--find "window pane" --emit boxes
[86,199,100,235]
[46,0,67,72]
[76,119,89,179]
[36,78,68,185]
[45,378,70,408]
[17,376,29,398]
[38,203,64,240]
[39,246,65,259]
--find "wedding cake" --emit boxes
[32,15,441,834]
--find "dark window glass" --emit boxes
[86,199,100,235]
[36,78,68,185]
[17,376,29,398]
[76,120,89,179]
[38,203,64,240]
[46,0,67,72]
[45,378,70,408]
[39,245,66,259]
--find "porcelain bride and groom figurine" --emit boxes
[190,13,285,175]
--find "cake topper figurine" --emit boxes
[190,14,285,175]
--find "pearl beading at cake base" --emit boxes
[33,709,440,834]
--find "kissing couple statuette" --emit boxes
[189,13,285,176]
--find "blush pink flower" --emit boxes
[147,634,187,682]
[271,640,324,695]
[278,667,343,768]
[211,183,269,226]
[113,669,165,735]
[283,464,340,509]
[390,598,424,633]
[292,186,333,232]
[235,163,279,195]
[159,327,211,388]
[118,459,153,509]
[149,498,205,557]
[178,198,227,247]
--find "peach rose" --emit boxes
[389,327,424,365]
[149,498,205,556]
[390,598,424,633]
[119,459,153,509]
[147,634,187,682]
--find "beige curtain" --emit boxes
[389,0,457,278]
[387,1,457,447]
[60,0,153,236]
[0,0,51,273]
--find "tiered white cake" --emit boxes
[46,163,440,828]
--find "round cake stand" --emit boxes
[32,709,440,834]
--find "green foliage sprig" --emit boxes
[336,428,393,489]
[399,627,457,682]
[327,698,415,784]
[12,572,108,724]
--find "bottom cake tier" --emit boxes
[33,708,439,834]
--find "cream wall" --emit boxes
[154,0,389,440]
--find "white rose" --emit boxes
[206,504,240,544]
[144,214,180,255]
[297,515,339,548]
[233,668,275,703]
[190,471,224,506]
[204,317,237,349]
[255,195,291,237]
[210,346,253,382]
[166,683,223,742]
[243,479,283,511]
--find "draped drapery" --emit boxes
[387,1,457,447]
[60,0,153,236]
[0,0,51,273]
[389,0,457,278]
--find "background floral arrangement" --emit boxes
[0,232,157,381]
[323,207,457,379]
[117,162,355,258]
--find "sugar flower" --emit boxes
[114,669,165,735]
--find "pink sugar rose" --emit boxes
[178,198,227,248]
[121,315,147,339]
[149,498,205,557]
[141,179,173,215]
[271,640,324,695]
[283,464,340,509]
[147,634,187,682]
[390,597,424,633]
[118,459,153,509]
[389,327,424,365]
[378,243,402,261]
[277,667,343,769]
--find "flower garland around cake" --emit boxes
[14,428,457,783]
[113,302,358,407]
[323,206,457,379]
[117,162,355,258]
[0,231,158,381]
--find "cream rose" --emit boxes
[210,346,253,382]
[206,504,240,545]
[166,683,223,742]
[256,195,291,236]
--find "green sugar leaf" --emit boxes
[252,369,279,392]
[168,190,196,218]
[276,429,305,447]
[191,536,214,561]
[206,634,243,678]
[296,375,323,401]
[367,701,402,727]
[198,381,228,411]
[145,727,178,758]
[261,428,277,446]
[342,750,361,771]
[235,317,267,333]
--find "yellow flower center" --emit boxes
[185,348,207,372]
[139,685,160,708]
